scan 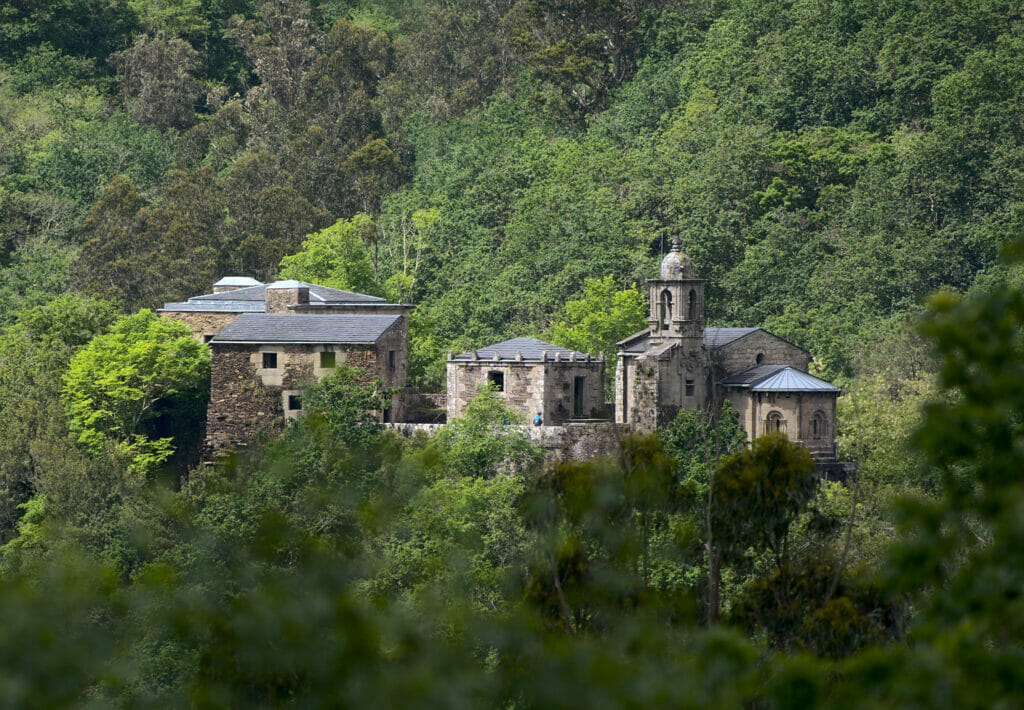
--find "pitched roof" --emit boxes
[192,282,385,304]
[214,276,262,288]
[703,327,761,349]
[722,365,838,392]
[451,337,593,362]
[210,313,400,344]
[619,327,763,356]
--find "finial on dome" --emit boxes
[660,226,696,279]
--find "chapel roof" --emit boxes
[619,327,763,354]
[451,337,594,362]
[722,364,838,392]
[210,313,401,345]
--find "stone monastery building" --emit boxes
[162,241,841,464]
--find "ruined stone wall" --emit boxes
[159,311,239,341]
[628,355,661,432]
[542,361,606,423]
[713,330,811,375]
[373,325,408,421]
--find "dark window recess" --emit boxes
[388,350,396,370]
[288,395,302,411]
[756,352,765,364]
[320,351,336,368]
[262,352,278,369]
[685,379,695,396]
[383,408,391,423]
[573,376,586,418]
[202,334,214,343]
[487,371,505,392]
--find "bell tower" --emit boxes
[648,231,705,343]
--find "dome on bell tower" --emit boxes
[660,234,696,279]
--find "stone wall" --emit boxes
[159,311,239,342]
[723,388,838,462]
[713,330,811,375]
[387,422,623,462]
[447,359,606,425]
[205,342,381,456]
[373,324,408,421]
[265,286,309,313]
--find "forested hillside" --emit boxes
[2,0,1024,705]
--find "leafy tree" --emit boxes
[548,275,646,370]
[278,214,380,295]
[434,385,543,479]
[62,310,210,472]
[712,433,818,602]
[110,33,203,131]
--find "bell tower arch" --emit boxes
[648,232,704,342]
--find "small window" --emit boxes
[685,379,695,396]
[320,351,336,368]
[202,334,214,343]
[262,352,278,369]
[287,394,302,411]
[388,350,396,370]
[766,411,784,432]
[756,352,765,364]
[487,371,505,392]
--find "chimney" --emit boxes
[213,276,262,293]
[265,280,310,313]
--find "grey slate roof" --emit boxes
[452,337,593,362]
[192,282,386,304]
[722,365,838,392]
[214,276,262,288]
[620,327,763,356]
[703,327,761,349]
[211,313,400,344]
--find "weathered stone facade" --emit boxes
[160,310,240,342]
[447,339,606,425]
[616,238,843,463]
[205,341,392,455]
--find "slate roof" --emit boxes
[191,282,386,304]
[211,313,401,344]
[722,365,838,392]
[214,276,262,288]
[451,337,593,362]
[703,327,761,349]
[160,280,390,313]
[620,327,764,355]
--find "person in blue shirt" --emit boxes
[533,412,543,426]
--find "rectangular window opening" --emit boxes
[487,371,505,392]
[573,376,585,418]
[388,350,396,370]
[685,379,695,396]
[202,334,214,343]
[287,394,302,411]
[320,351,336,368]
[262,352,278,369]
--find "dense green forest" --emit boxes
[2,0,1024,705]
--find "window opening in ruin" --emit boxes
[685,379,695,396]
[383,408,391,423]
[288,394,302,411]
[660,289,673,327]
[320,351,336,368]
[389,350,396,370]
[487,371,505,392]
[766,410,783,433]
[203,334,214,343]
[573,376,585,418]
[812,411,827,439]
[687,289,697,320]
[262,352,278,369]
[756,352,764,364]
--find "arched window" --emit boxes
[811,411,827,439]
[687,289,697,320]
[660,289,673,327]
[765,411,784,433]
[756,353,765,365]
